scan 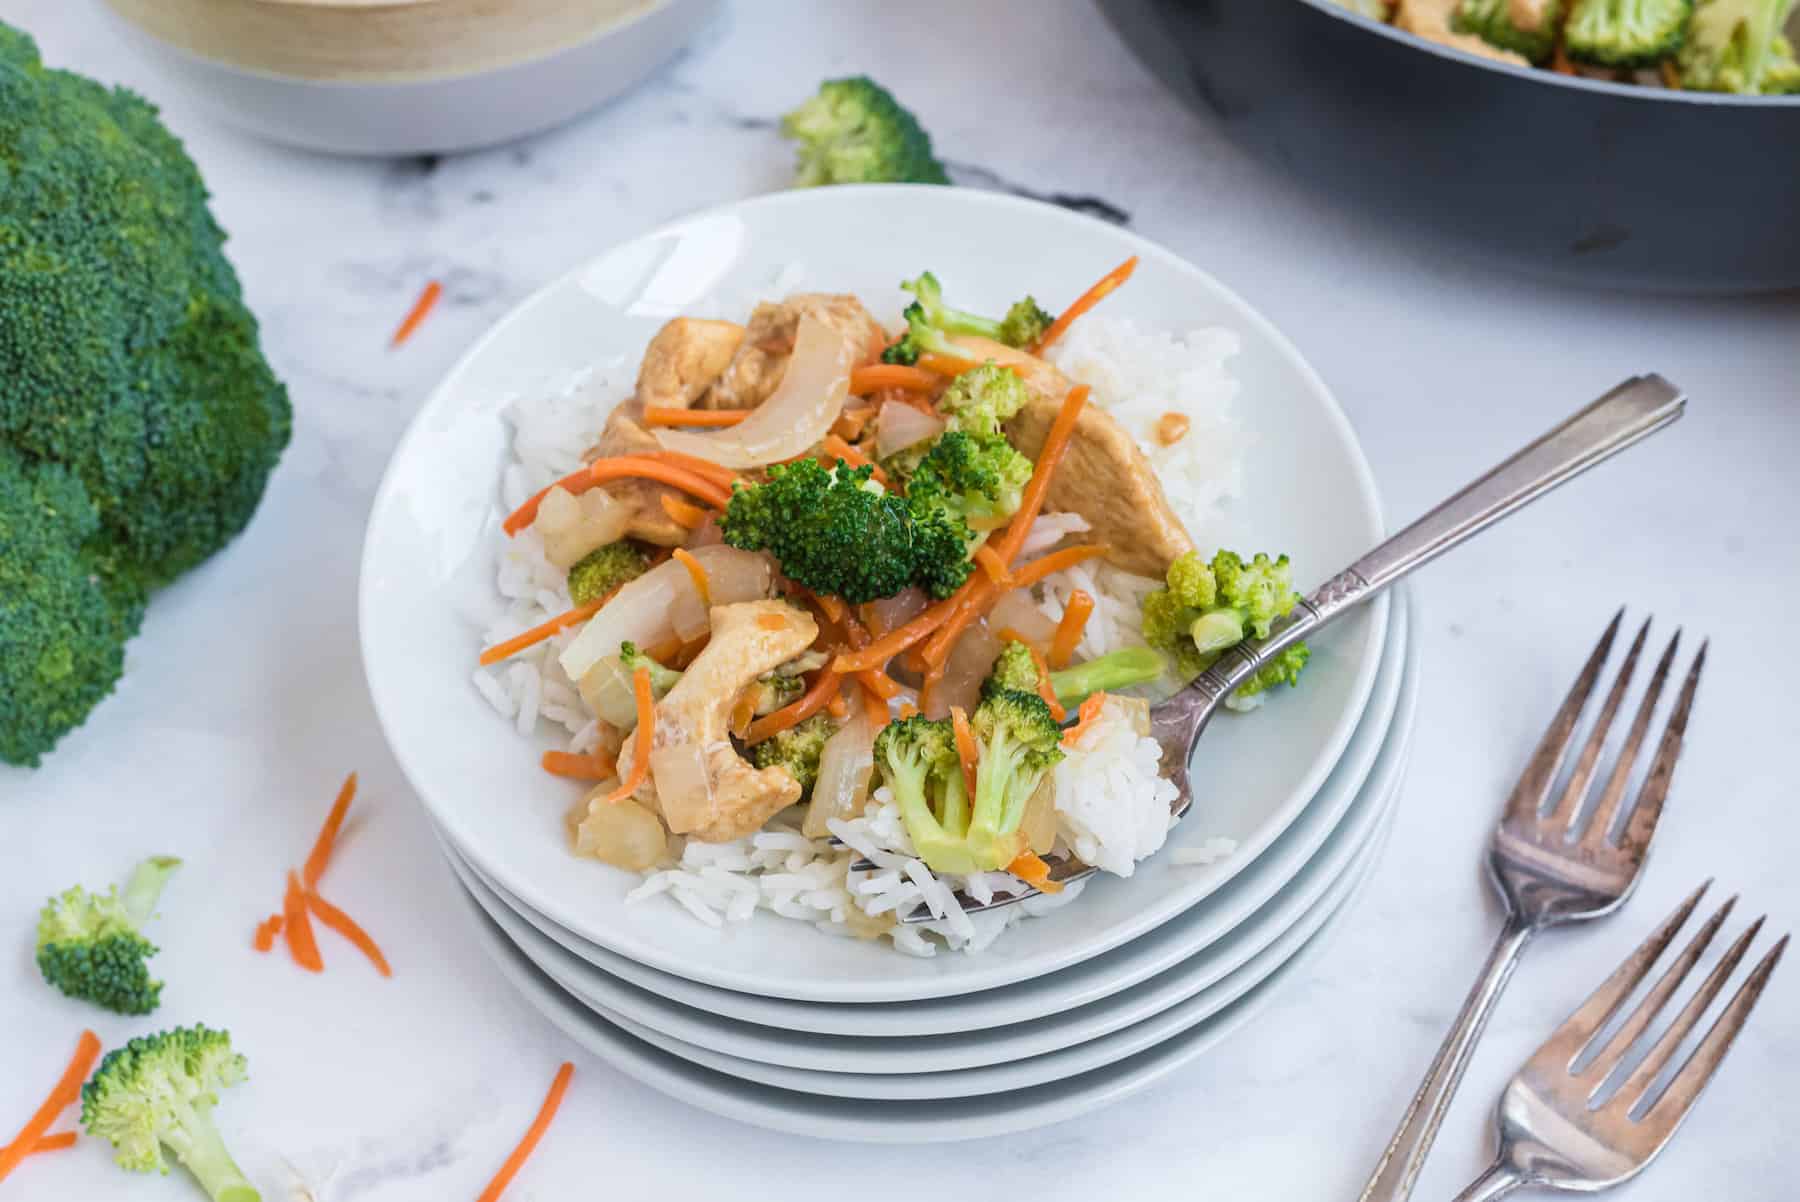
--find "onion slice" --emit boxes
[873,400,944,461]
[803,711,875,839]
[652,315,860,468]
[558,546,774,681]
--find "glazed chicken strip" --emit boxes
[702,293,887,410]
[618,600,820,843]
[636,317,744,410]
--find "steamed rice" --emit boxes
[473,311,1246,954]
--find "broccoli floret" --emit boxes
[82,1025,259,1202]
[743,671,806,717]
[1678,0,1800,90]
[905,430,1034,532]
[617,640,682,695]
[966,690,1066,872]
[0,26,291,767]
[1142,549,1310,702]
[721,459,971,602]
[567,542,650,606]
[780,77,948,187]
[36,856,181,1016]
[874,714,976,874]
[938,364,1032,439]
[880,275,1055,366]
[984,640,1043,698]
[985,638,1167,708]
[1452,0,1567,62]
[1564,0,1693,66]
[749,713,837,796]
[1233,643,1312,699]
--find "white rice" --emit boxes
[473,311,1247,954]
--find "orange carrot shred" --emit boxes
[856,667,902,701]
[1034,257,1137,353]
[831,594,958,673]
[812,592,848,625]
[603,669,655,804]
[304,892,393,978]
[27,1132,76,1155]
[990,385,1089,570]
[641,407,750,428]
[479,597,606,666]
[860,679,891,730]
[0,1030,100,1185]
[1009,544,1108,591]
[1064,691,1109,747]
[283,871,323,973]
[390,279,442,347]
[917,350,986,377]
[1006,851,1064,894]
[821,435,888,486]
[757,612,790,631]
[898,702,920,719]
[745,669,841,744]
[832,404,878,440]
[950,706,980,803]
[1049,590,1094,670]
[659,492,709,529]
[502,456,732,536]
[826,690,850,718]
[671,547,711,608]
[252,914,284,953]
[850,363,940,394]
[973,543,1009,585]
[302,771,358,890]
[540,750,617,780]
[1024,642,1066,721]
[476,1062,574,1202]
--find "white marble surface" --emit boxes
[5,2,1797,1199]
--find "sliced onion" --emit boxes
[1020,776,1058,856]
[869,587,928,637]
[578,655,640,729]
[925,619,1001,719]
[574,793,668,872]
[989,590,1058,647]
[653,315,859,468]
[874,400,944,461]
[803,711,874,839]
[650,740,715,835]
[558,545,775,681]
[536,486,631,568]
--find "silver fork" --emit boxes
[1358,614,1707,1202]
[1451,883,1788,1200]
[891,374,1687,924]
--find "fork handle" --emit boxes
[1358,916,1536,1202]
[1449,1163,1528,1202]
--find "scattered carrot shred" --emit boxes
[916,350,985,377]
[1023,642,1066,721]
[659,492,709,529]
[479,597,606,666]
[475,1062,575,1202]
[641,407,749,428]
[989,385,1089,570]
[0,1030,100,1185]
[1034,257,1137,353]
[304,892,393,978]
[950,706,980,803]
[973,544,1009,585]
[302,771,358,889]
[671,547,711,608]
[603,669,655,804]
[252,914,284,953]
[389,279,442,348]
[27,1132,76,1156]
[855,668,902,701]
[283,871,323,973]
[1009,544,1108,591]
[1006,851,1064,894]
[860,679,891,730]
[831,594,958,673]
[1064,691,1109,747]
[849,363,940,394]
[811,592,848,625]
[745,669,841,744]
[898,702,920,719]
[826,689,850,718]
[1049,590,1094,670]
[502,456,733,535]
[541,750,617,780]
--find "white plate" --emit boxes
[361,185,1387,1003]
[445,588,1409,1036]
[445,617,1412,1075]
[462,814,1388,1143]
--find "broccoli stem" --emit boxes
[1189,610,1248,655]
[121,856,181,927]
[1049,647,1167,707]
[164,1096,258,1202]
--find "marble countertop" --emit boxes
[6,2,1797,1199]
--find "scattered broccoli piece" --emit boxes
[721,459,971,602]
[617,640,683,696]
[938,364,1033,439]
[1564,0,1693,66]
[965,690,1066,872]
[984,638,1167,708]
[905,430,1034,533]
[1453,0,1567,62]
[82,1025,259,1202]
[748,713,837,796]
[743,672,806,717]
[567,542,650,606]
[1142,549,1310,702]
[0,25,291,766]
[880,275,1055,366]
[984,640,1043,699]
[37,856,181,1016]
[874,714,976,874]
[780,77,948,187]
[1232,643,1312,699]
[1678,0,1800,90]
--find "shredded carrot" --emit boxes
[973,543,1009,584]
[0,1030,100,1185]
[603,669,655,804]
[1049,590,1094,670]
[745,669,840,743]
[756,612,790,631]
[304,892,392,978]
[476,1062,575,1202]
[856,668,902,701]
[671,547,711,608]
[729,690,757,740]
[252,914,284,953]
[832,404,879,440]
[659,492,709,529]
[821,435,888,486]
[635,450,743,490]
[830,593,961,673]
[479,597,606,666]
[850,363,940,394]
[950,706,980,803]
[1009,544,1107,591]
[1064,691,1109,747]
[283,871,323,973]
[857,602,886,637]
[898,702,920,719]
[301,771,358,890]
[541,750,617,780]
[1024,642,1066,721]
[990,385,1089,570]
[389,279,442,348]
[856,677,890,730]
[27,1132,76,1155]
[903,648,929,673]
[641,407,750,428]
[502,456,732,535]
[917,667,939,716]
[826,689,850,718]
[917,350,985,376]
[812,592,848,625]
[1006,851,1064,894]
[1034,257,1137,353]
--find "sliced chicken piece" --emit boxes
[1393,0,1532,64]
[617,600,820,843]
[636,318,744,411]
[702,293,887,410]
[583,401,691,547]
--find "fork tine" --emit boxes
[1643,935,1789,1126]
[1614,640,1708,858]
[1546,617,1650,832]
[1504,608,1624,824]
[1578,630,1681,847]
[1610,914,1766,1113]
[1577,895,1736,1085]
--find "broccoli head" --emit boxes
[721,459,971,602]
[1142,549,1310,702]
[1564,0,1693,66]
[905,429,1034,532]
[749,712,837,796]
[0,25,291,766]
[82,1025,259,1202]
[618,641,682,695]
[37,856,181,1015]
[880,274,1056,366]
[567,542,650,606]
[874,714,976,873]
[1678,0,1800,90]
[966,690,1066,872]
[937,364,1032,439]
[984,640,1043,698]
[1452,0,1567,62]
[781,77,948,187]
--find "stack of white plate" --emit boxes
[360,188,1421,1143]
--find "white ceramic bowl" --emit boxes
[360,185,1386,1003]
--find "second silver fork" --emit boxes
[1358,611,1707,1202]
